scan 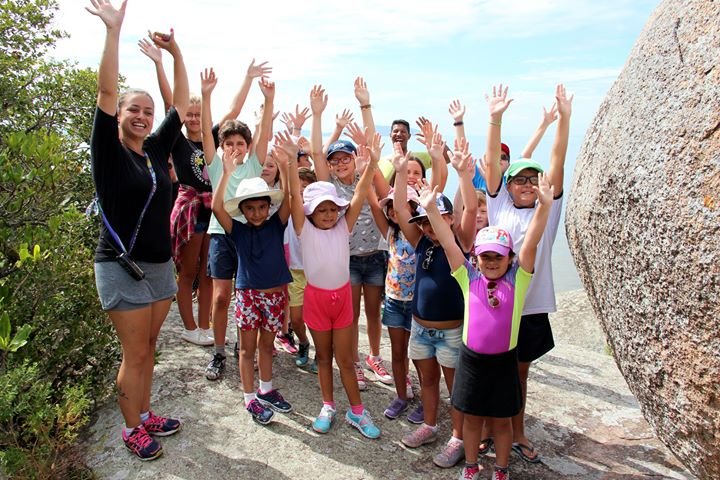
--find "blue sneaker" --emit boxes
[256,389,293,413]
[345,409,381,439]
[383,397,409,420]
[246,398,274,425]
[295,342,310,367]
[312,405,336,434]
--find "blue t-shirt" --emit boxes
[230,212,292,290]
[412,236,465,321]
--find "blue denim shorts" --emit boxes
[408,321,462,368]
[194,220,210,233]
[207,234,237,280]
[382,297,412,331]
[349,251,386,287]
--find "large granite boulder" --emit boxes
[565,1,720,478]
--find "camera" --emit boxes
[116,253,145,281]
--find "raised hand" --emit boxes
[221,144,241,173]
[429,130,446,161]
[390,142,407,172]
[555,83,573,117]
[85,0,126,29]
[418,182,439,211]
[354,77,370,105]
[149,28,176,52]
[450,137,473,175]
[200,67,217,96]
[368,131,383,164]
[291,105,310,130]
[274,130,299,160]
[534,172,554,206]
[416,116,435,148]
[541,103,559,127]
[259,77,275,99]
[335,109,354,129]
[485,84,513,117]
[253,105,264,127]
[138,37,162,63]
[247,58,272,79]
[297,136,311,153]
[345,122,368,147]
[309,85,328,115]
[280,112,295,131]
[355,145,371,173]
[448,99,466,122]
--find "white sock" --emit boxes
[423,423,438,432]
[244,392,256,405]
[139,411,150,422]
[259,380,273,394]
[124,426,136,435]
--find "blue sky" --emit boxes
[56,0,659,145]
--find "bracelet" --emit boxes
[489,121,501,127]
[360,104,371,110]
[453,121,464,126]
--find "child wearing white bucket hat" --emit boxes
[212,150,293,426]
[276,130,383,440]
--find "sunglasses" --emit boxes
[487,281,500,308]
[500,154,509,161]
[509,175,539,186]
[422,245,435,270]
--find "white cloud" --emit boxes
[52,0,657,142]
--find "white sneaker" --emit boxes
[199,328,215,343]
[181,328,213,346]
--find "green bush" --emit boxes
[0,0,122,477]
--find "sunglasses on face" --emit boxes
[500,154,509,161]
[487,281,500,308]
[328,156,353,166]
[509,175,539,186]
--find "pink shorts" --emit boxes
[235,288,287,332]
[303,282,352,332]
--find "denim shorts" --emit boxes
[95,259,177,311]
[382,297,412,331]
[207,234,237,280]
[194,220,210,233]
[349,251,386,287]
[408,320,462,368]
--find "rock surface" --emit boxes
[565,1,720,478]
[82,291,692,479]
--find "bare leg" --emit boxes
[388,327,410,399]
[176,233,204,330]
[196,234,212,329]
[492,416,513,468]
[463,414,485,465]
[309,328,334,402]
[239,329,259,394]
[511,361,538,459]
[415,358,441,425]
[333,325,362,406]
[350,284,362,363]
[362,285,383,358]
[441,365,463,440]
[256,329,275,383]
[211,279,233,347]
[109,306,153,428]
[290,305,308,344]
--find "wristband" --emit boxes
[489,121,501,127]
[360,104,371,110]
[453,121,464,126]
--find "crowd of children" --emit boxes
[87,1,572,478]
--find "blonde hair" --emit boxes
[189,94,201,106]
[476,190,487,207]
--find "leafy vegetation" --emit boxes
[0,1,119,477]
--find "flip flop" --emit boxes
[479,438,494,455]
[512,442,541,464]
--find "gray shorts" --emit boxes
[94,259,177,311]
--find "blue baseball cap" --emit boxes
[326,139,357,159]
[408,194,454,223]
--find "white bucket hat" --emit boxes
[224,177,284,218]
[303,181,349,215]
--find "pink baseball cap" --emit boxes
[303,181,349,215]
[379,186,420,209]
[474,226,514,256]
